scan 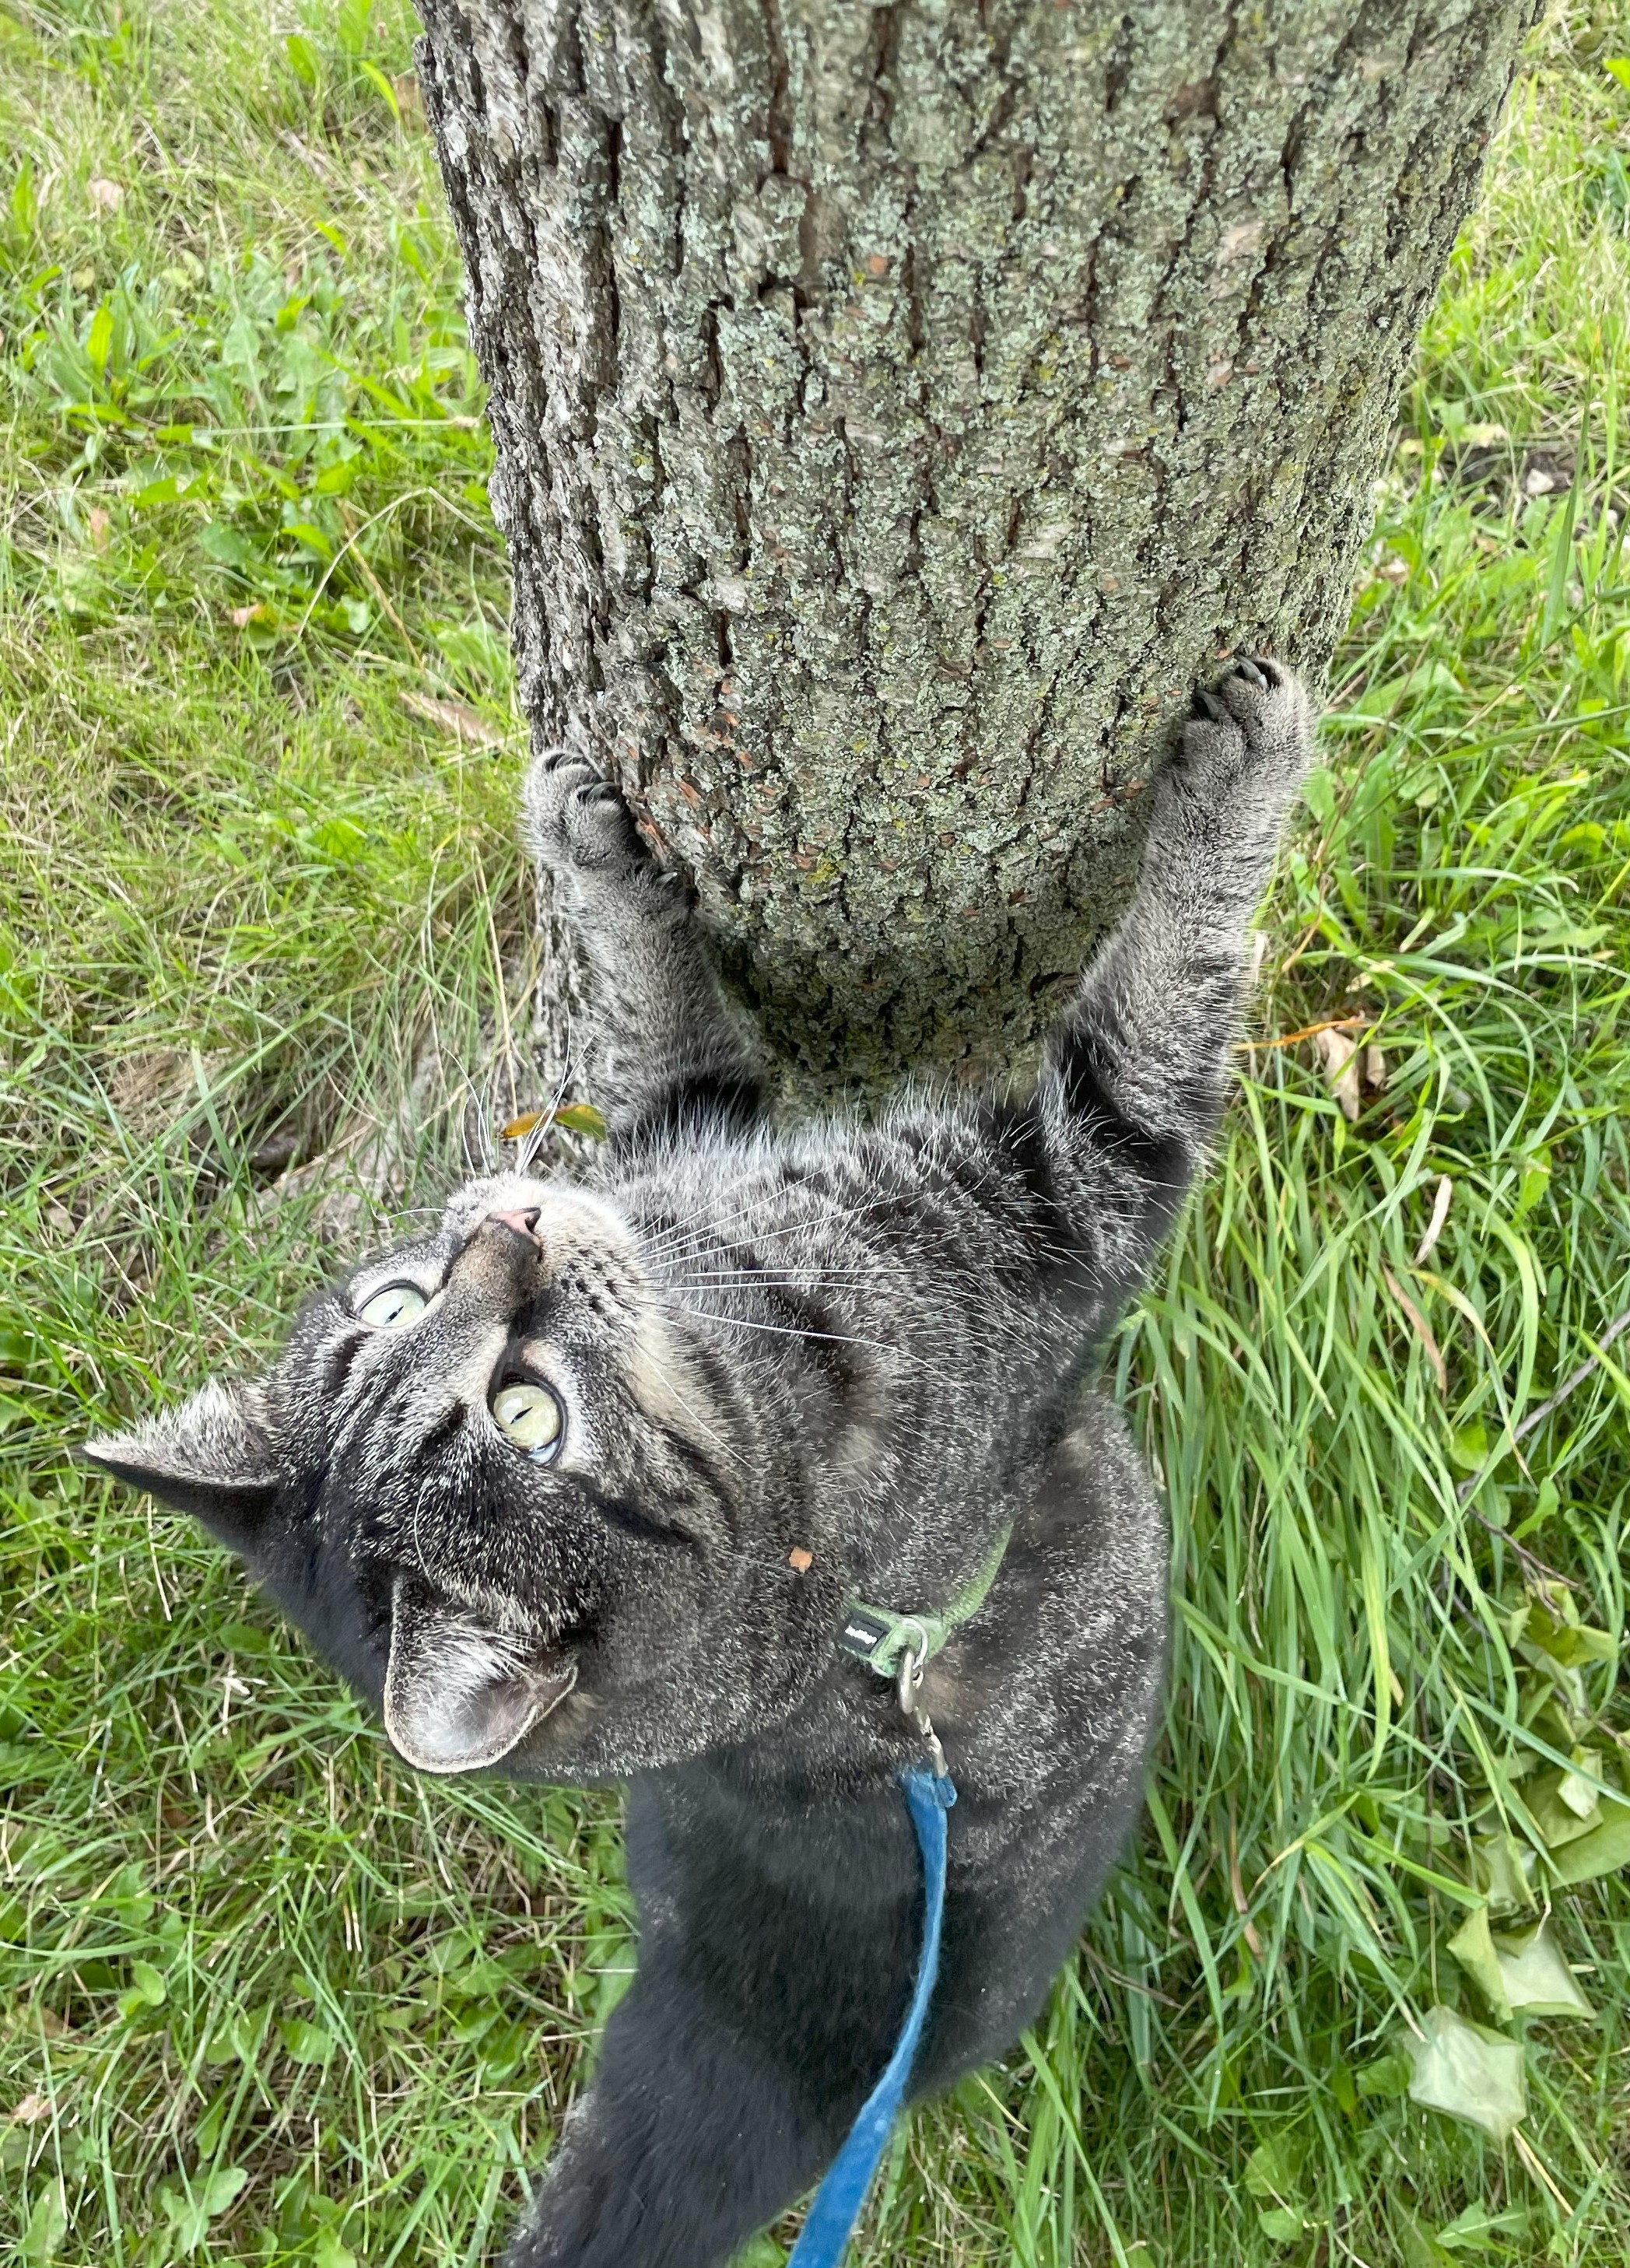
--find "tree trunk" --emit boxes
[415,0,1541,1094]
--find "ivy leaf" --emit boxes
[1446,1905,1511,2022]
[1524,1767,1602,1850]
[1404,2007,1527,2141]
[1491,1922,1594,2018]
[1548,1793,1630,1887]
[1471,1831,1537,1917]
[1516,1597,1617,1671]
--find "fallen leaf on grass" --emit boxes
[501,1102,608,1142]
[9,2094,49,2124]
[1472,1831,1537,1916]
[399,689,505,748]
[1383,1266,1447,1393]
[1493,1922,1594,2017]
[1404,2005,1526,2140]
[1313,1026,1362,1116]
[229,603,273,629]
[1449,1907,1593,2021]
[1414,1173,1453,1263]
[1525,1766,1604,1851]
[1548,1792,1630,1887]
[87,176,123,211]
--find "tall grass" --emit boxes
[2,5,1627,2266]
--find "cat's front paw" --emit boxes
[526,751,653,882]
[1176,656,1313,803]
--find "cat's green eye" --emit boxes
[491,1381,563,1456]
[358,1282,428,1329]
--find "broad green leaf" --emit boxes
[1491,1922,1593,2018]
[131,1958,167,2005]
[1524,1767,1601,1849]
[285,32,321,87]
[195,2167,248,2217]
[1548,1793,1630,1886]
[1604,55,1630,90]
[280,2016,336,2065]
[23,2182,67,2264]
[1518,1598,1617,1670]
[1357,2052,1414,2098]
[1447,1905,1510,2021]
[86,304,114,375]
[1437,2202,1537,2248]
[1396,2210,1455,2268]
[1557,1750,1606,1818]
[1404,2007,1526,2141]
[358,58,401,120]
[1471,1831,1537,1917]
[1243,2136,1302,2203]
[1257,2207,1310,2242]
[314,2233,356,2268]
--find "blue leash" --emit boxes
[785,1765,956,2268]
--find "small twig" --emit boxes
[1236,1011,1370,1053]
[1456,1306,1630,1504]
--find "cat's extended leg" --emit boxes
[527,752,763,1146]
[501,1775,921,2268]
[1037,657,1313,1288]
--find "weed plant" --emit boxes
[1,4,1627,2265]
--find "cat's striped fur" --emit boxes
[89,658,1313,2268]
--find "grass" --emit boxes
[2,2,1628,2263]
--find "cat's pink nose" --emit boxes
[484,1205,542,1243]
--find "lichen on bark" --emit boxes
[415,0,1543,1092]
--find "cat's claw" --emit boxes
[1174,655,1312,803]
[528,749,652,880]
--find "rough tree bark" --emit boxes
[414,0,1542,1093]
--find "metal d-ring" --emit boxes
[896,1642,924,1717]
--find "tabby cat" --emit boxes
[89,657,1313,2268]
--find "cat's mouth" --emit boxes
[382,1572,579,1775]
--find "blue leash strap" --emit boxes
[785,1765,956,2268]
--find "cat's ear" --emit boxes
[384,1574,577,1775]
[84,1379,280,1545]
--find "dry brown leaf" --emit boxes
[86,506,110,551]
[1312,1025,1362,1120]
[1362,1043,1386,1092]
[1383,1266,1448,1393]
[87,176,124,212]
[229,603,272,629]
[400,689,505,748]
[10,2092,50,2123]
[1414,1173,1454,1264]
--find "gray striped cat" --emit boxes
[89,657,1313,2268]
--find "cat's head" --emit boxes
[86,1175,842,1781]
